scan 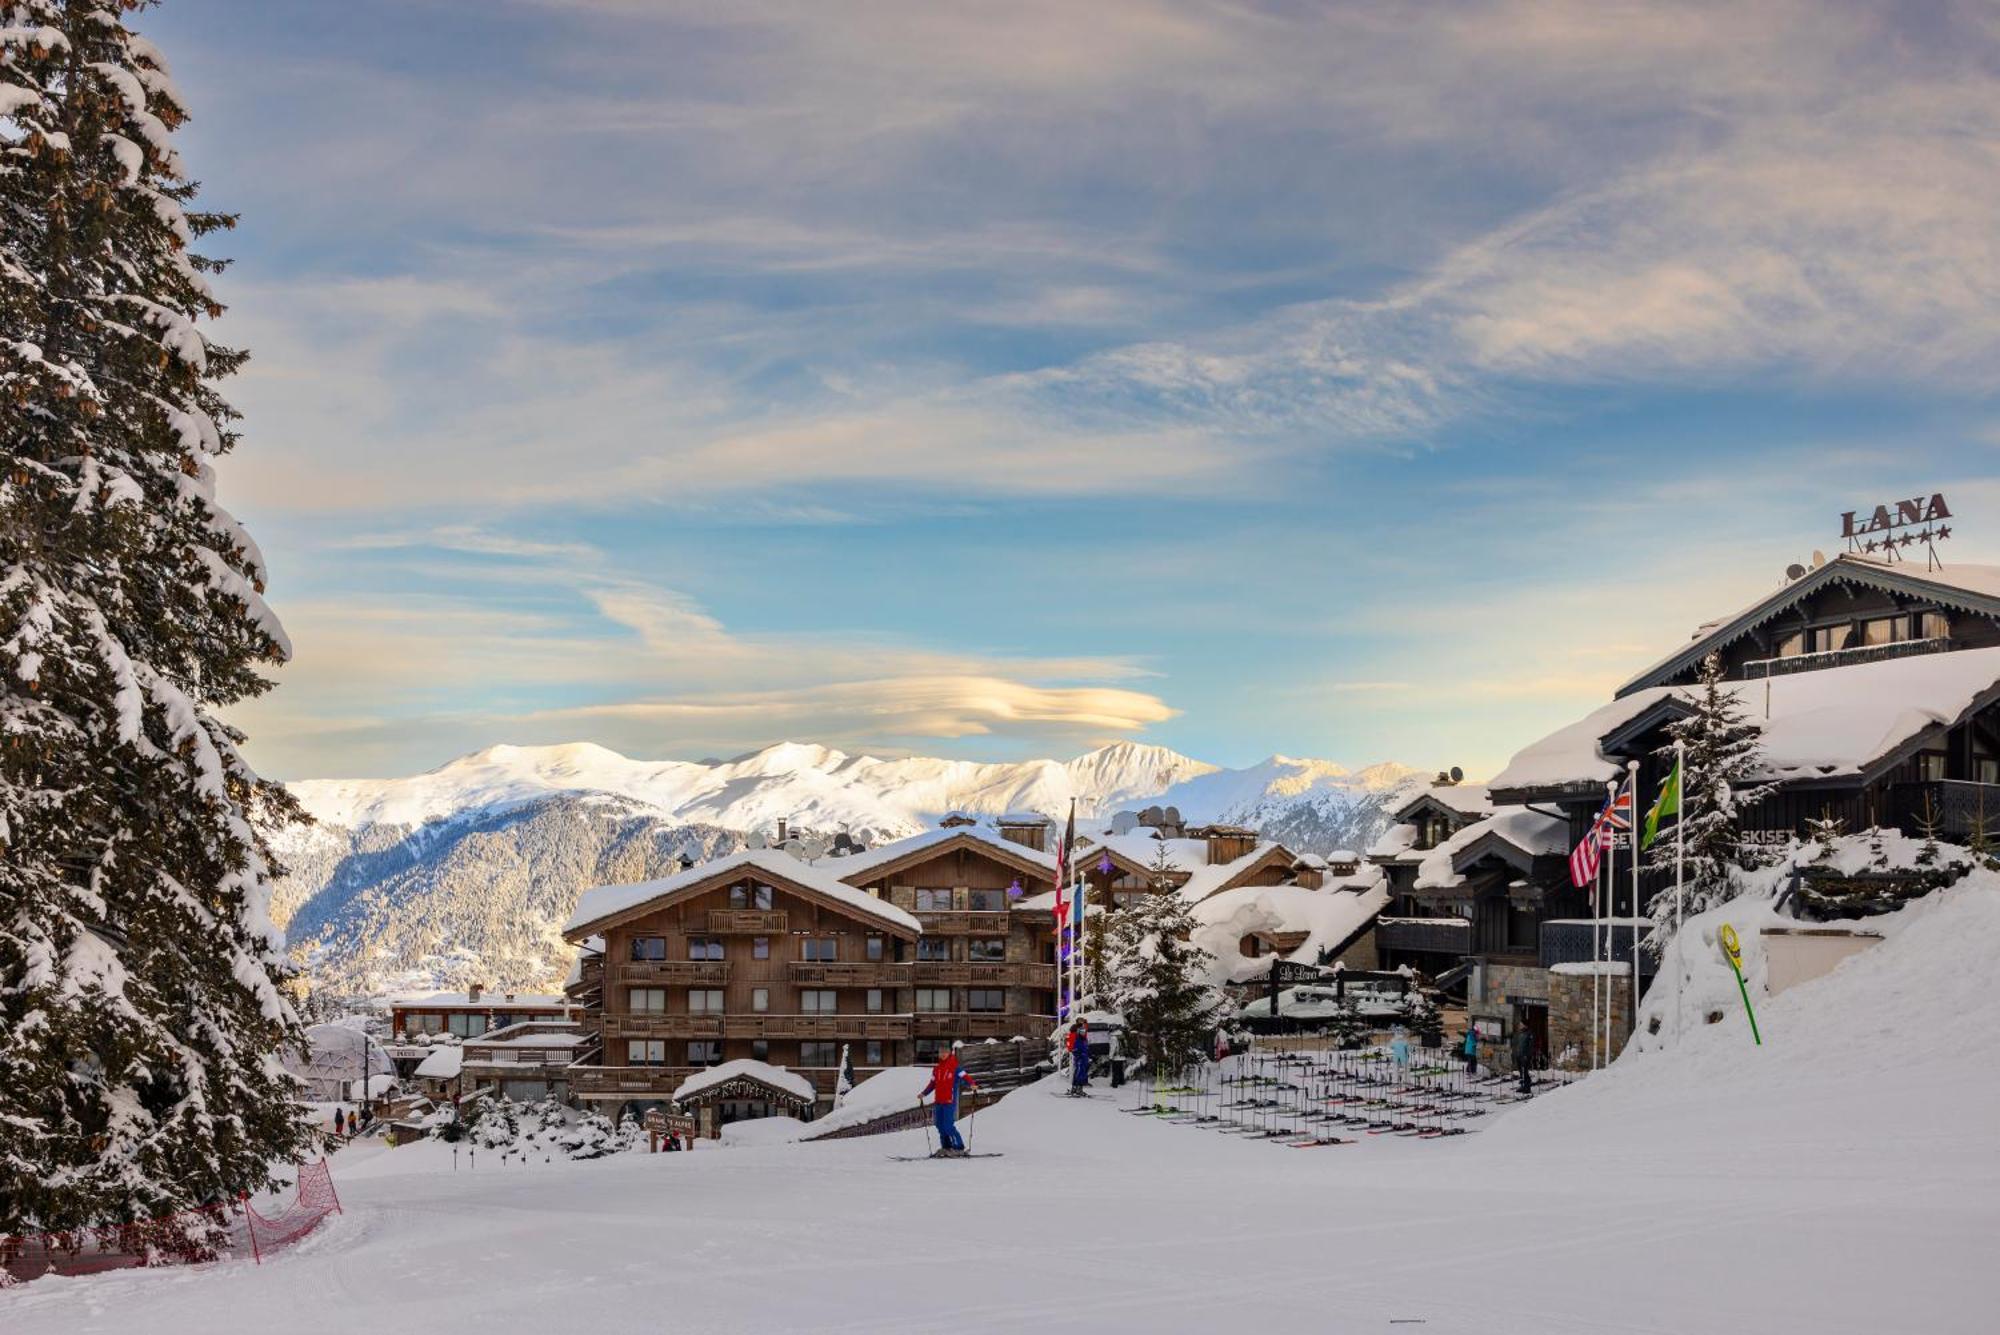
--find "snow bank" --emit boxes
[801,1067,933,1138]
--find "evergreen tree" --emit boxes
[1805,807,1846,865]
[1398,988,1444,1048]
[1647,652,1772,935]
[1107,890,1222,1077]
[1326,996,1367,1049]
[0,3,305,1238]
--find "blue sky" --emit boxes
[143,0,2000,780]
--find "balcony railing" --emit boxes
[1374,916,1472,955]
[1887,779,2000,838]
[1743,635,1948,680]
[601,1014,724,1040]
[912,962,1054,987]
[787,961,909,986]
[914,911,1012,935]
[612,961,731,986]
[719,1014,912,1040]
[708,910,788,934]
[913,1013,1055,1040]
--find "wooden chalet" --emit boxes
[1464,551,2000,1062]
[829,820,1062,1062]
[1368,780,1491,983]
[389,988,577,1041]
[560,849,922,1117]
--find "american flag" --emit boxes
[1568,781,1634,889]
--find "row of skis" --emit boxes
[1115,1046,1578,1146]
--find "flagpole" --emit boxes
[1674,740,1687,1045]
[1601,778,1616,1068]
[1628,760,1642,1050]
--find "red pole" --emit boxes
[242,1194,262,1266]
[320,1158,343,1215]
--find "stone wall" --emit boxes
[1548,964,1633,1069]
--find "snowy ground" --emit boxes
[8,885,1998,1334]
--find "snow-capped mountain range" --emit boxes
[274,741,1423,995]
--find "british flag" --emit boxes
[1568,780,1634,890]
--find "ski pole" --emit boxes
[917,1099,934,1157]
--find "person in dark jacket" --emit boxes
[1510,1026,1535,1095]
[333,1107,346,1138]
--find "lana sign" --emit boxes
[1840,493,1952,560]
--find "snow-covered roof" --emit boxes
[1367,822,1420,861]
[830,823,1059,880]
[564,935,603,988]
[414,1046,463,1080]
[1191,881,1389,986]
[391,992,570,1010]
[1493,646,2000,794]
[1175,842,1293,905]
[1081,832,1207,875]
[1618,553,2000,696]
[564,848,922,937]
[1414,808,1570,891]
[1392,781,1493,823]
[672,1059,816,1105]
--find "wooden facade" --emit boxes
[833,831,1061,1061]
[566,861,920,1110]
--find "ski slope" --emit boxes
[7,885,1996,1334]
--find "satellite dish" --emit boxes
[1785,563,1807,581]
[1449,766,1464,783]
[1811,550,1827,568]
[746,830,768,850]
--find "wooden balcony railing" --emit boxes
[786,961,910,986]
[707,910,788,934]
[612,961,731,986]
[913,1013,1054,1040]
[569,1065,696,1098]
[915,911,1012,935]
[719,1014,913,1040]
[600,1014,724,1040]
[912,962,1055,987]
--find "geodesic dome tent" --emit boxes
[284,1022,397,1101]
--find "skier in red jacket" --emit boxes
[920,1042,980,1156]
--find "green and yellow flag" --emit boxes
[1642,758,1681,848]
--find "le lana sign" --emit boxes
[1841,493,1952,559]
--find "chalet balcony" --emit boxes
[719,1014,913,1040]
[600,1014,724,1040]
[912,961,1055,987]
[914,911,1012,935]
[1886,780,2000,839]
[786,961,910,986]
[612,961,731,986]
[1374,916,1472,956]
[569,1064,697,1099]
[1742,635,1948,681]
[708,909,788,934]
[913,1012,1054,1040]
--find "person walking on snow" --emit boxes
[1460,1027,1478,1077]
[920,1041,980,1156]
[1067,1020,1092,1096]
[1510,1025,1535,1096]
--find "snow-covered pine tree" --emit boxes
[1107,890,1221,1077]
[0,3,305,1238]
[1326,996,1367,1049]
[1805,807,1846,865]
[1647,652,1772,935]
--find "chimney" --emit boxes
[777,818,789,844]
[468,983,483,1003]
[1202,826,1256,866]
[996,815,1049,852]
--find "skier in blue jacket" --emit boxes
[1067,1020,1092,1096]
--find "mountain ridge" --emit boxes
[275,740,1427,994]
